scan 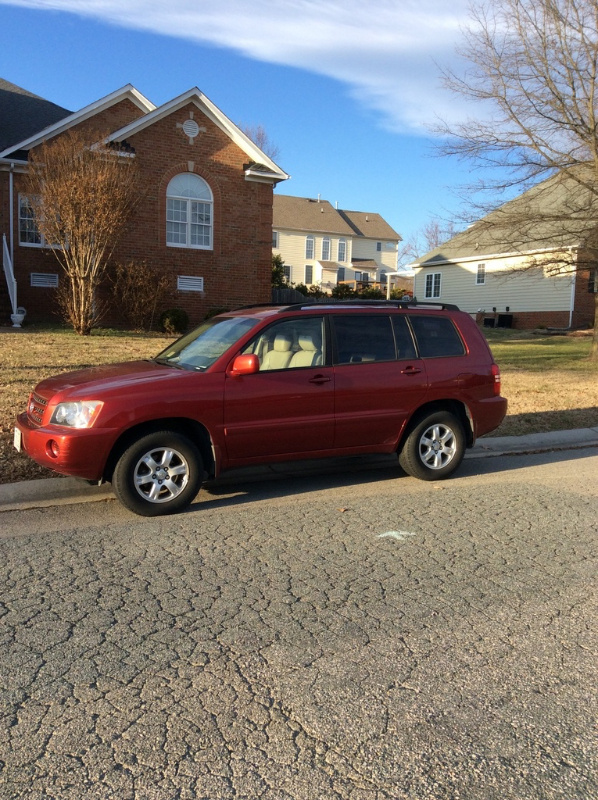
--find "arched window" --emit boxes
[166,173,213,249]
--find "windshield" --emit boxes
[155,316,259,370]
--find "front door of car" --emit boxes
[331,314,428,450]
[223,316,335,462]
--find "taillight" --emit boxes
[491,363,501,396]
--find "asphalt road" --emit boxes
[1,449,597,800]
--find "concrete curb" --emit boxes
[1,428,598,512]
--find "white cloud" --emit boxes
[4,0,472,132]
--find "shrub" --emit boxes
[331,283,357,299]
[112,260,170,331]
[160,308,189,335]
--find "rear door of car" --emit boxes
[331,313,428,450]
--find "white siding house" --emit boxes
[273,195,400,290]
[410,173,597,329]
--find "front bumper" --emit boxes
[15,412,116,482]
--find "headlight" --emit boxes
[50,401,103,428]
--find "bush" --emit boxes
[331,284,357,299]
[160,308,189,335]
[112,260,170,331]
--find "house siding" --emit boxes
[414,252,575,328]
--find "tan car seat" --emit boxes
[260,334,293,370]
[289,333,322,368]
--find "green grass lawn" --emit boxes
[484,328,597,371]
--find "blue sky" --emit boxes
[1,0,481,255]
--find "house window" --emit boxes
[19,196,43,247]
[338,238,346,262]
[380,272,388,284]
[354,271,362,281]
[425,272,442,299]
[589,268,597,293]
[272,231,279,248]
[305,235,314,259]
[166,173,213,249]
[305,265,313,284]
[476,263,486,285]
[322,237,331,260]
[283,264,291,282]
[337,267,345,282]
[361,272,369,284]
[376,242,382,252]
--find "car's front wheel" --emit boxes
[112,431,203,516]
[399,411,465,481]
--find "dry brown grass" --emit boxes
[1,327,172,484]
[0,325,596,485]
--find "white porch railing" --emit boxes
[2,233,17,315]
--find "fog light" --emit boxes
[47,440,60,459]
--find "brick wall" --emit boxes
[3,98,275,328]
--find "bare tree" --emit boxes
[26,128,140,335]
[437,0,598,358]
[239,124,280,161]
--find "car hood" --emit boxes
[35,360,193,399]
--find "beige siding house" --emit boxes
[273,195,400,291]
[410,173,597,329]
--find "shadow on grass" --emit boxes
[490,407,598,437]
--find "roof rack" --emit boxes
[276,300,461,312]
[232,300,461,313]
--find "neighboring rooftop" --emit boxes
[338,209,400,240]
[413,169,598,267]
[0,78,71,153]
[273,194,400,240]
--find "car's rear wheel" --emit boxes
[399,411,465,481]
[112,431,203,516]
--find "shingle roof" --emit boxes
[273,195,355,235]
[338,209,400,241]
[413,170,598,266]
[0,78,71,153]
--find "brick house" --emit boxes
[0,79,288,326]
[409,172,597,330]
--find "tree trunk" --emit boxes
[591,292,598,362]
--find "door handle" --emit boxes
[400,366,423,375]
[308,374,332,384]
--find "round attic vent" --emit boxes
[182,119,200,139]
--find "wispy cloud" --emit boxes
[3,0,472,132]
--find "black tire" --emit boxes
[112,431,203,516]
[399,411,465,481]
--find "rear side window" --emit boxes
[333,315,396,364]
[409,315,465,358]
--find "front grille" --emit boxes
[28,392,48,425]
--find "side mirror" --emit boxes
[229,353,260,376]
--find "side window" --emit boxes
[391,316,417,360]
[243,317,324,371]
[409,315,465,358]
[333,315,396,365]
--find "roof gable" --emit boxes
[109,87,289,184]
[0,84,155,158]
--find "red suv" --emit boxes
[15,301,507,516]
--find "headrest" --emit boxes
[297,333,319,351]
[273,334,292,352]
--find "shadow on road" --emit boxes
[188,445,598,513]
